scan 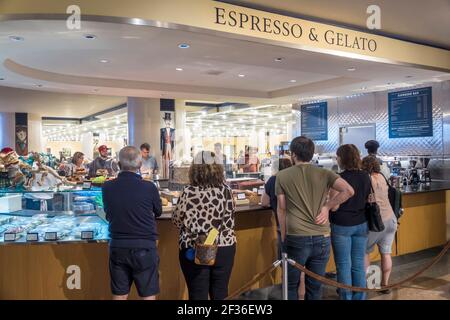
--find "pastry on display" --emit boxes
[95,169,109,177]
[160,197,169,206]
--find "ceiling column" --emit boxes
[0,112,15,149]
[127,97,162,173]
[28,113,43,153]
[174,100,189,161]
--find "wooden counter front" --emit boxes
[0,190,447,299]
[0,209,280,300]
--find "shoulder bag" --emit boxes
[365,175,385,232]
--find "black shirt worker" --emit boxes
[102,146,162,300]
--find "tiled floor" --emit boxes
[238,245,450,300]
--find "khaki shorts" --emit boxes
[367,216,397,255]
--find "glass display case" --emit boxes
[0,187,109,244]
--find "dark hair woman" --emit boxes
[362,155,397,294]
[172,151,236,300]
[262,157,293,255]
[329,144,371,300]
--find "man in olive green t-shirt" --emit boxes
[276,136,354,300]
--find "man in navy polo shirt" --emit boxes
[102,146,162,300]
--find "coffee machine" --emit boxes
[418,169,431,184]
[405,168,420,185]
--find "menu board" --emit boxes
[388,87,432,138]
[301,102,328,141]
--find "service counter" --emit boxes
[0,204,280,299]
[0,184,448,299]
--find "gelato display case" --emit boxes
[0,188,109,244]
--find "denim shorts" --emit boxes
[366,216,397,254]
[109,247,160,297]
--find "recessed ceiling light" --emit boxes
[178,43,190,49]
[34,84,43,88]
[347,67,356,72]
[9,36,24,42]
[238,74,245,78]
[176,67,183,71]
[290,80,297,83]
[100,59,109,63]
[83,34,97,40]
[275,57,283,62]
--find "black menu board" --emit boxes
[388,87,432,138]
[301,102,328,141]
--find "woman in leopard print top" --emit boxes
[172,151,236,300]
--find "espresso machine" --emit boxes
[418,169,431,184]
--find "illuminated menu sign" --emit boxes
[301,102,328,141]
[388,87,432,138]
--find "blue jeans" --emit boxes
[331,222,368,300]
[286,235,331,300]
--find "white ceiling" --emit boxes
[0,18,449,117]
[0,85,125,117]
[223,0,450,49]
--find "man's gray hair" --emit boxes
[119,146,142,171]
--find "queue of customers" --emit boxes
[265,137,397,300]
[101,136,396,300]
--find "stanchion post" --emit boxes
[281,252,289,300]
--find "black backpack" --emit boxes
[384,175,403,220]
[382,175,403,255]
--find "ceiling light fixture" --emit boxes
[34,84,43,88]
[290,80,297,83]
[274,57,283,62]
[9,36,24,42]
[176,67,183,71]
[178,43,190,49]
[347,67,356,72]
[100,59,109,63]
[238,74,245,78]
[83,34,97,40]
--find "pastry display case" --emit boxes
[0,188,109,244]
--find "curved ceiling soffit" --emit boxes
[2,58,269,99]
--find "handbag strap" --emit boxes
[367,173,376,202]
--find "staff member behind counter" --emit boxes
[88,145,119,178]
[140,143,159,178]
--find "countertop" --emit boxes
[400,181,450,194]
[157,203,270,220]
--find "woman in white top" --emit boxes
[362,155,397,294]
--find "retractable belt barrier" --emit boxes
[226,241,450,300]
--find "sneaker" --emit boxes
[379,289,391,295]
